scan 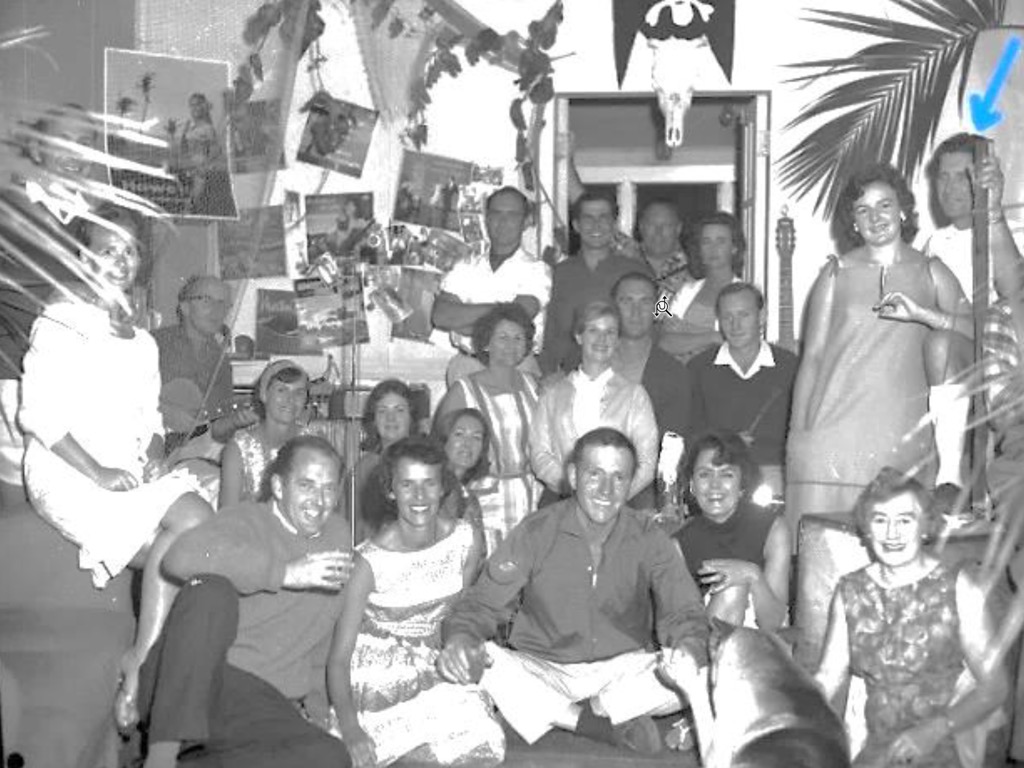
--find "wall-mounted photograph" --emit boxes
[104,47,238,219]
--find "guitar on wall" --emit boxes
[776,206,797,353]
[160,377,257,463]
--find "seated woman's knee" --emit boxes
[164,491,212,532]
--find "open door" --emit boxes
[551,90,775,335]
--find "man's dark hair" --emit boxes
[611,271,658,301]
[833,163,918,251]
[925,132,986,228]
[470,302,536,364]
[569,427,637,477]
[715,281,765,315]
[258,434,341,502]
[571,190,619,222]
[688,211,746,279]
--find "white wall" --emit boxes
[135,0,1012,395]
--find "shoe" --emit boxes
[611,715,663,755]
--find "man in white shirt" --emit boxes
[920,133,1024,496]
[431,186,551,385]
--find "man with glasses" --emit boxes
[155,275,254,452]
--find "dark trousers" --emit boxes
[137,574,350,768]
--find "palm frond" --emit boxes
[778,0,1005,219]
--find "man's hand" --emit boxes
[94,466,140,492]
[283,551,353,591]
[698,558,759,595]
[973,154,1005,208]
[436,633,488,685]
[343,724,378,768]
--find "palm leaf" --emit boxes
[778,0,1006,219]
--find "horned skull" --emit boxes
[649,36,708,148]
[645,1,717,148]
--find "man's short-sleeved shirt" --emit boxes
[440,246,551,351]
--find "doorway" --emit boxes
[553,91,771,292]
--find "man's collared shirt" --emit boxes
[439,245,552,351]
[714,340,776,381]
[442,498,709,665]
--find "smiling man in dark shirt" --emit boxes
[437,427,708,755]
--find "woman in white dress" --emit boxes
[18,207,213,729]
[328,436,504,767]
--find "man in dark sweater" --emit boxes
[136,435,354,768]
[610,271,694,508]
[687,283,797,501]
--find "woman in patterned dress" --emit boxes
[435,303,540,550]
[218,359,314,508]
[327,436,504,767]
[815,468,1009,767]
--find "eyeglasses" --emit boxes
[185,294,231,308]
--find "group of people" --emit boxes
[1,105,1020,768]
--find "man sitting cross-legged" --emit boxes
[437,427,710,755]
[135,435,355,768]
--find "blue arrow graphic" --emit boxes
[970,36,1022,132]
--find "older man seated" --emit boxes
[437,427,709,755]
[135,435,354,768]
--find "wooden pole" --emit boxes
[971,139,991,509]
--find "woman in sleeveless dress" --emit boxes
[787,164,971,532]
[816,468,1008,767]
[219,360,322,507]
[673,431,791,630]
[327,436,504,767]
[435,303,540,550]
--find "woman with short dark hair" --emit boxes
[435,303,540,549]
[674,431,790,630]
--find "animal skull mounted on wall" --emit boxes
[645,0,717,148]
